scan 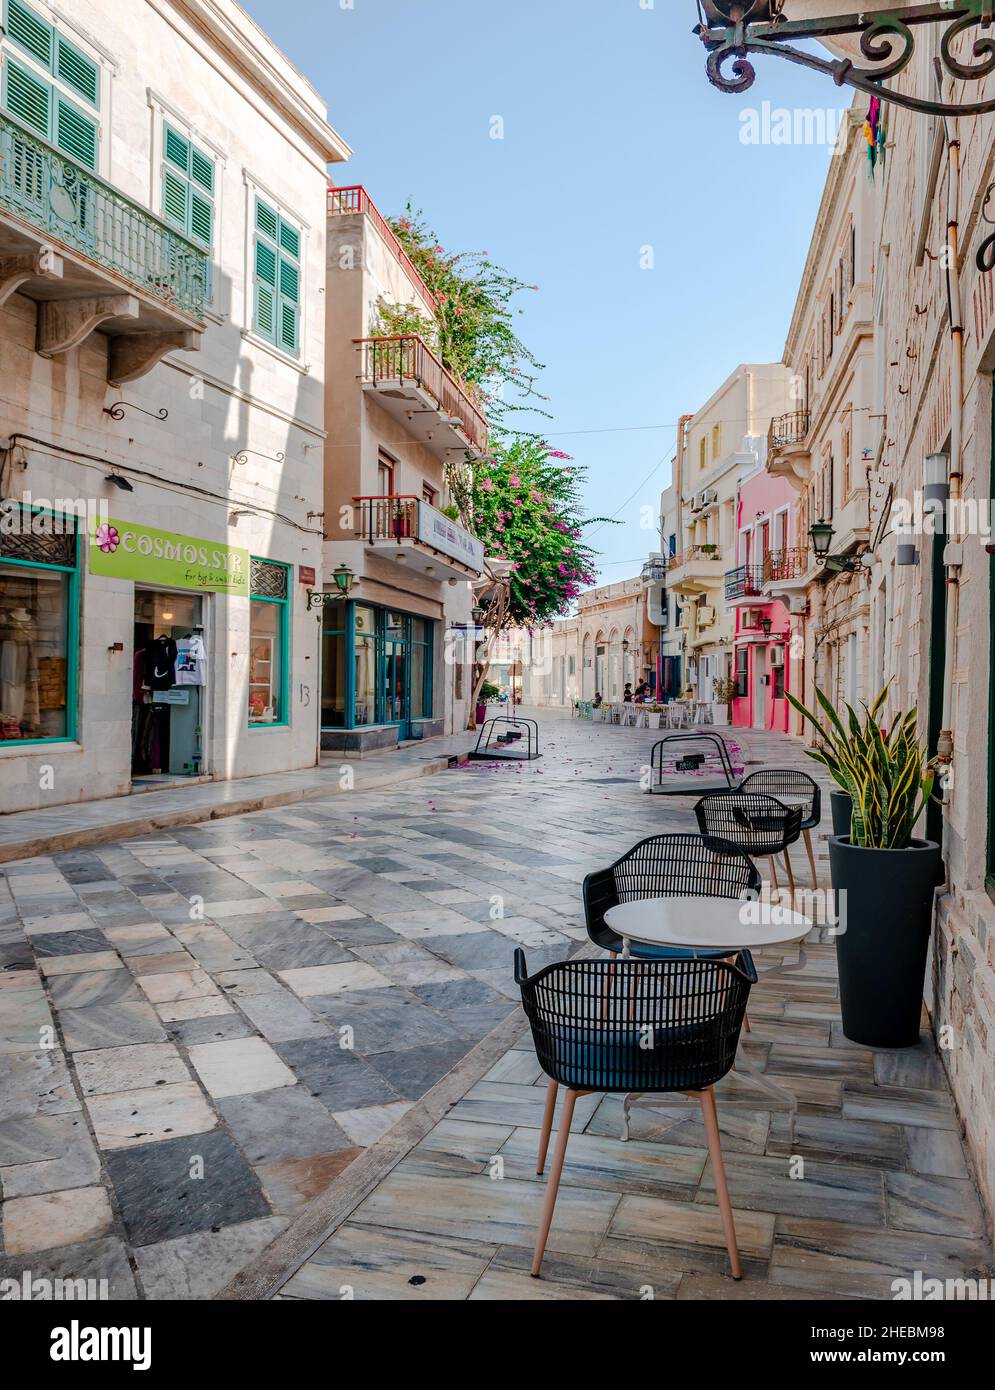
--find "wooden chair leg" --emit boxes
[532,1088,578,1277]
[803,828,818,887]
[536,1079,558,1175]
[699,1086,743,1280]
[768,855,780,892]
[782,845,796,899]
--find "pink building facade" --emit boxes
[727,469,799,734]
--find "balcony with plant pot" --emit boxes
[667,543,726,596]
[0,110,206,382]
[352,494,484,581]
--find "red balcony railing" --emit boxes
[763,547,810,583]
[355,335,488,456]
[353,494,419,543]
[328,185,435,313]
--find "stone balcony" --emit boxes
[0,110,206,382]
[353,493,484,579]
[667,544,727,596]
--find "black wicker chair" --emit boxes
[516,947,756,1279]
[583,832,761,959]
[694,791,804,897]
[738,768,822,886]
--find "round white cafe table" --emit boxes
[603,895,811,956]
[601,896,813,1131]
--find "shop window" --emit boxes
[772,655,785,701]
[734,645,749,699]
[411,617,432,720]
[248,558,288,726]
[0,506,78,744]
[320,600,347,729]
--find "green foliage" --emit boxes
[478,680,501,702]
[785,685,936,850]
[452,435,600,626]
[384,204,546,423]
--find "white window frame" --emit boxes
[147,90,226,318]
[0,0,112,180]
[242,170,310,373]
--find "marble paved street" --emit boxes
[0,711,990,1300]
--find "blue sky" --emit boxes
[243,0,846,582]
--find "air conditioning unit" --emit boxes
[698,605,716,627]
[770,645,785,667]
[690,493,703,512]
[700,488,718,506]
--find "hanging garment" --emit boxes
[175,635,206,687]
[144,636,178,692]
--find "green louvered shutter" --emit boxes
[56,35,98,107]
[256,197,278,241]
[5,57,50,137]
[190,191,212,247]
[190,146,213,195]
[253,199,301,354]
[162,166,189,229]
[55,97,97,169]
[7,0,53,67]
[164,124,190,172]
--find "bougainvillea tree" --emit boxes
[377,204,546,426]
[449,436,603,713]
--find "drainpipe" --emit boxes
[936,89,962,769]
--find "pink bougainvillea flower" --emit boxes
[95,524,120,554]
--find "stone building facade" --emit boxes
[0,0,348,809]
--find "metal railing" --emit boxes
[768,409,810,453]
[352,493,484,572]
[353,494,420,543]
[724,564,765,600]
[763,547,810,583]
[668,544,723,571]
[642,558,669,583]
[328,185,436,313]
[0,111,207,321]
[355,335,489,455]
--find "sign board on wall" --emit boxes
[88,519,249,594]
[299,565,316,586]
[417,502,485,572]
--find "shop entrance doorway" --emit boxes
[132,590,205,783]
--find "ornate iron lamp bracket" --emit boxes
[695,2,995,118]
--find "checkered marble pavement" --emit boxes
[0,711,703,1296]
[2,712,989,1300]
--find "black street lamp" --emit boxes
[694,2,995,118]
[759,614,773,638]
[809,518,835,560]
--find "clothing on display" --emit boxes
[143,636,178,691]
[0,605,40,736]
[175,634,206,686]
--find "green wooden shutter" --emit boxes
[256,197,278,240]
[255,283,275,337]
[5,57,51,137]
[162,166,189,228]
[279,301,298,353]
[55,97,97,168]
[190,190,212,246]
[164,124,190,173]
[255,239,277,287]
[56,35,99,107]
[6,0,53,67]
[190,146,213,194]
[278,219,300,260]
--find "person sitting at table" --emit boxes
[593,692,603,707]
[623,683,633,703]
[633,680,649,703]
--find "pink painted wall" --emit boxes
[731,468,797,733]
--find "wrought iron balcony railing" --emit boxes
[0,111,207,321]
[668,544,723,571]
[724,564,765,601]
[768,409,810,454]
[355,335,488,455]
[763,547,810,584]
[353,494,484,572]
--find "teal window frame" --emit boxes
[986,377,995,903]
[0,506,79,747]
[247,558,290,730]
[1,0,100,169]
[319,600,434,731]
[160,120,216,299]
[252,194,301,358]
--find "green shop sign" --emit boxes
[88,518,249,594]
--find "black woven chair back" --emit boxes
[738,768,821,829]
[694,791,803,855]
[583,833,761,952]
[515,949,755,1093]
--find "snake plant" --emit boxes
[786,685,935,849]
